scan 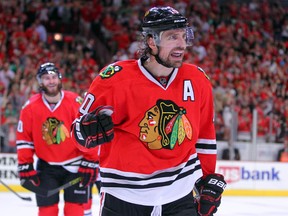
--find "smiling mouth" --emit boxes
[171,51,184,58]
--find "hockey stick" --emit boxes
[193,186,200,201]
[0,179,32,201]
[20,176,82,197]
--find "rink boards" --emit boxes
[1,153,288,196]
[217,160,288,196]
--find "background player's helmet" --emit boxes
[142,6,188,33]
[36,62,62,84]
[141,6,194,46]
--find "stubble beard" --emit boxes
[157,47,184,68]
[42,83,62,97]
[158,56,183,68]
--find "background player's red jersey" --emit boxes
[17,91,86,171]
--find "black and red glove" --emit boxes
[195,173,226,216]
[73,106,114,149]
[78,159,98,187]
[18,163,40,186]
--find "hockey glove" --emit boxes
[195,173,226,216]
[74,106,114,149]
[18,163,40,186]
[78,159,98,187]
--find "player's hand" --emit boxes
[78,159,98,187]
[18,163,40,186]
[195,173,226,216]
[73,106,114,148]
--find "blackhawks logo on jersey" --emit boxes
[138,99,192,150]
[76,96,83,104]
[99,64,122,79]
[42,117,70,145]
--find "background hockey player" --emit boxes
[16,62,98,216]
[71,6,226,216]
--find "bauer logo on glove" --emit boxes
[195,173,226,216]
[78,159,99,187]
[73,105,114,149]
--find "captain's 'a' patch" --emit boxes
[197,66,210,80]
[100,64,122,79]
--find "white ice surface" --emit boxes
[0,192,288,216]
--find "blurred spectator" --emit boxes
[256,108,270,142]
[0,127,5,152]
[81,49,99,80]
[34,20,47,43]
[237,105,252,141]
[112,49,129,62]
[0,102,17,152]
[0,80,5,105]
[0,25,7,47]
[221,146,241,160]
[128,32,142,58]
[79,0,101,37]
[0,61,15,91]
[0,0,287,152]
[277,131,288,162]
[281,18,288,41]
[192,39,207,62]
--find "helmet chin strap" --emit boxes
[150,32,174,68]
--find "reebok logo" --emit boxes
[74,190,87,194]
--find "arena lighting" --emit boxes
[54,33,63,41]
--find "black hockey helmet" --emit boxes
[36,62,62,84]
[142,6,188,33]
[141,6,194,46]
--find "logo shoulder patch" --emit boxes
[99,64,122,79]
[75,96,83,104]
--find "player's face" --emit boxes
[40,73,62,96]
[157,28,187,68]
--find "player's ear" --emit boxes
[147,36,157,53]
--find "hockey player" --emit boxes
[16,62,98,216]
[277,131,288,162]
[71,6,226,216]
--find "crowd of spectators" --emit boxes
[0,0,287,153]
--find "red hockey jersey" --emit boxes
[72,59,217,205]
[16,91,91,172]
